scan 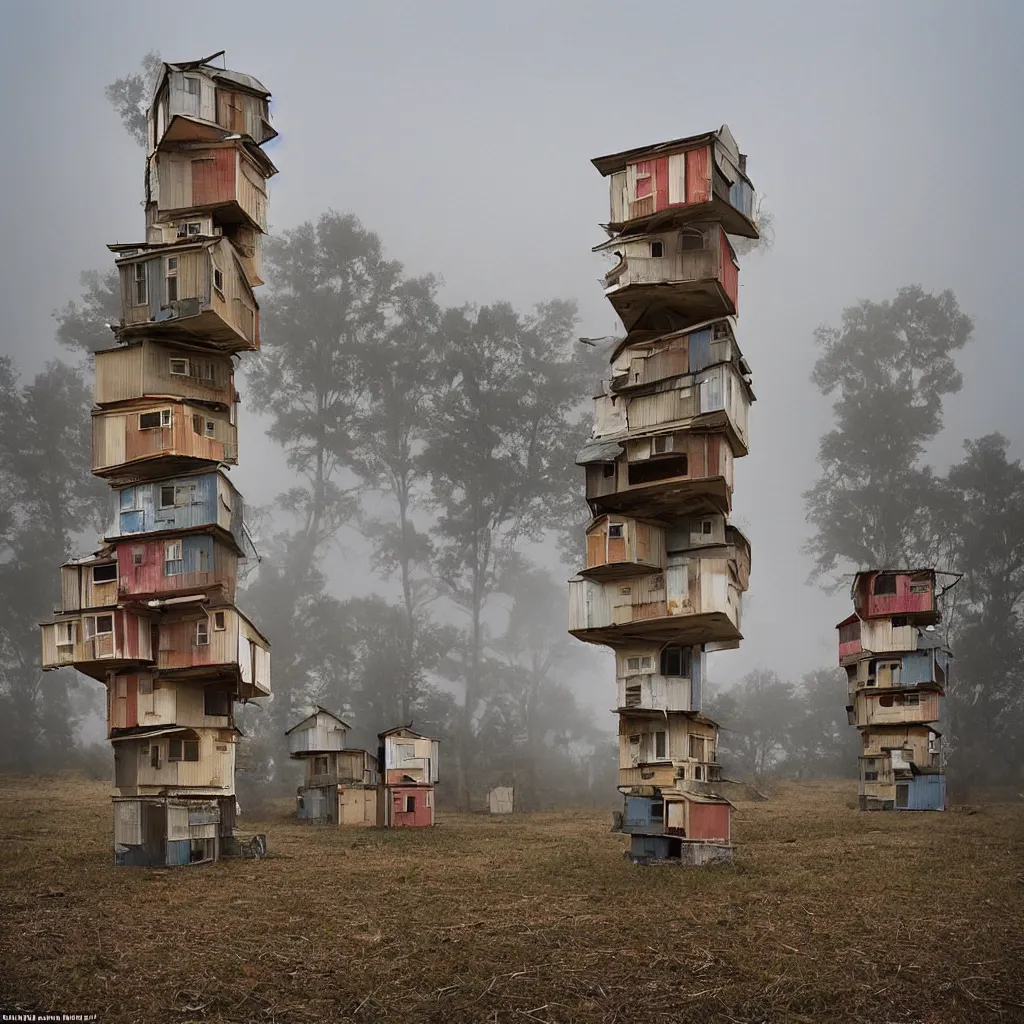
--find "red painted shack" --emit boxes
[592,125,758,239]
[382,783,434,828]
[852,570,939,625]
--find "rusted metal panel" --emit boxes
[191,149,236,207]
[687,801,730,842]
[686,145,711,203]
[653,157,669,211]
[718,227,739,309]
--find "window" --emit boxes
[608,523,624,539]
[652,435,673,455]
[626,656,651,672]
[878,694,894,708]
[864,758,876,768]
[131,546,144,565]
[624,684,641,707]
[139,409,170,430]
[92,614,113,636]
[213,611,226,631]
[891,616,908,628]
[197,547,210,573]
[649,241,664,258]
[660,645,690,677]
[165,257,178,303]
[619,586,631,596]
[903,693,920,707]
[159,485,176,508]
[164,541,183,576]
[185,76,200,97]
[169,358,189,376]
[864,771,879,782]
[699,519,713,535]
[689,734,705,759]
[654,731,667,759]
[694,765,703,780]
[212,264,224,294]
[150,743,161,769]
[312,756,329,776]
[628,454,688,486]
[602,464,615,479]
[133,262,147,305]
[177,221,202,238]
[192,414,203,435]
[205,420,216,437]
[204,688,230,716]
[678,228,706,251]
[404,795,416,813]
[169,738,200,762]
[910,583,930,594]
[56,621,76,646]
[195,619,210,646]
[92,563,117,584]
[873,575,897,596]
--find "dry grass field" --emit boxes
[0,775,1022,1024]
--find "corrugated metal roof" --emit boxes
[576,439,624,465]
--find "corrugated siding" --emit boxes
[686,146,711,203]
[191,149,237,208]
[94,345,144,405]
[719,227,739,309]
[238,157,269,230]
[628,385,698,431]
[687,801,730,842]
[288,715,348,755]
[92,404,237,473]
[653,157,669,211]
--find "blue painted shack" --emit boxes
[623,794,665,834]
[897,773,946,811]
[108,470,245,552]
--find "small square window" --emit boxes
[602,464,615,479]
[205,420,216,437]
[169,358,189,376]
[608,523,624,539]
[701,520,713,535]
[650,241,664,258]
[92,563,117,584]
[131,546,144,565]
[159,485,175,508]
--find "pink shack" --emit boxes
[376,725,439,828]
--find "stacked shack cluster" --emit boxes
[838,570,949,811]
[286,708,439,828]
[570,127,757,864]
[40,54,276,865]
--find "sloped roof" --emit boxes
[285,706,352,735]
[592,126,734,177]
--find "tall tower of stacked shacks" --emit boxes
[40,53,275,866]
[837,570,951,811]
[569,127,757,864]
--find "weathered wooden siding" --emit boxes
[857,690,941,727]
[123,729,236,792]
[287,712,348,755]
[387,785,434,827]
[59,562,118,613]
[686,800,730,842]
[41,609,152,670]
[108,675,232,733]
[584,516,665,572]
[92,402,237,474]
[718,227,739,308]
[110,471,243,548]
[96,341,234,408]
[116,536,237,600]
[857,571,937,620]
[383,734,439,783]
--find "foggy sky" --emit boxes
[2,0,1023,711]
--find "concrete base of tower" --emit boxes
[625,834,733,866]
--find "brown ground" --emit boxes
[0,775,1022,1024]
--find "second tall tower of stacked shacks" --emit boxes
[570,128,757,863]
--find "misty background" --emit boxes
[2,0,1023,801]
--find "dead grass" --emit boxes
[1,775,1022,1023]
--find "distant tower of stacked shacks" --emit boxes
[837,570,951,811]
[39,52,276,865]
[569,127,757,864]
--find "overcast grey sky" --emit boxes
[2,0,1022,706]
